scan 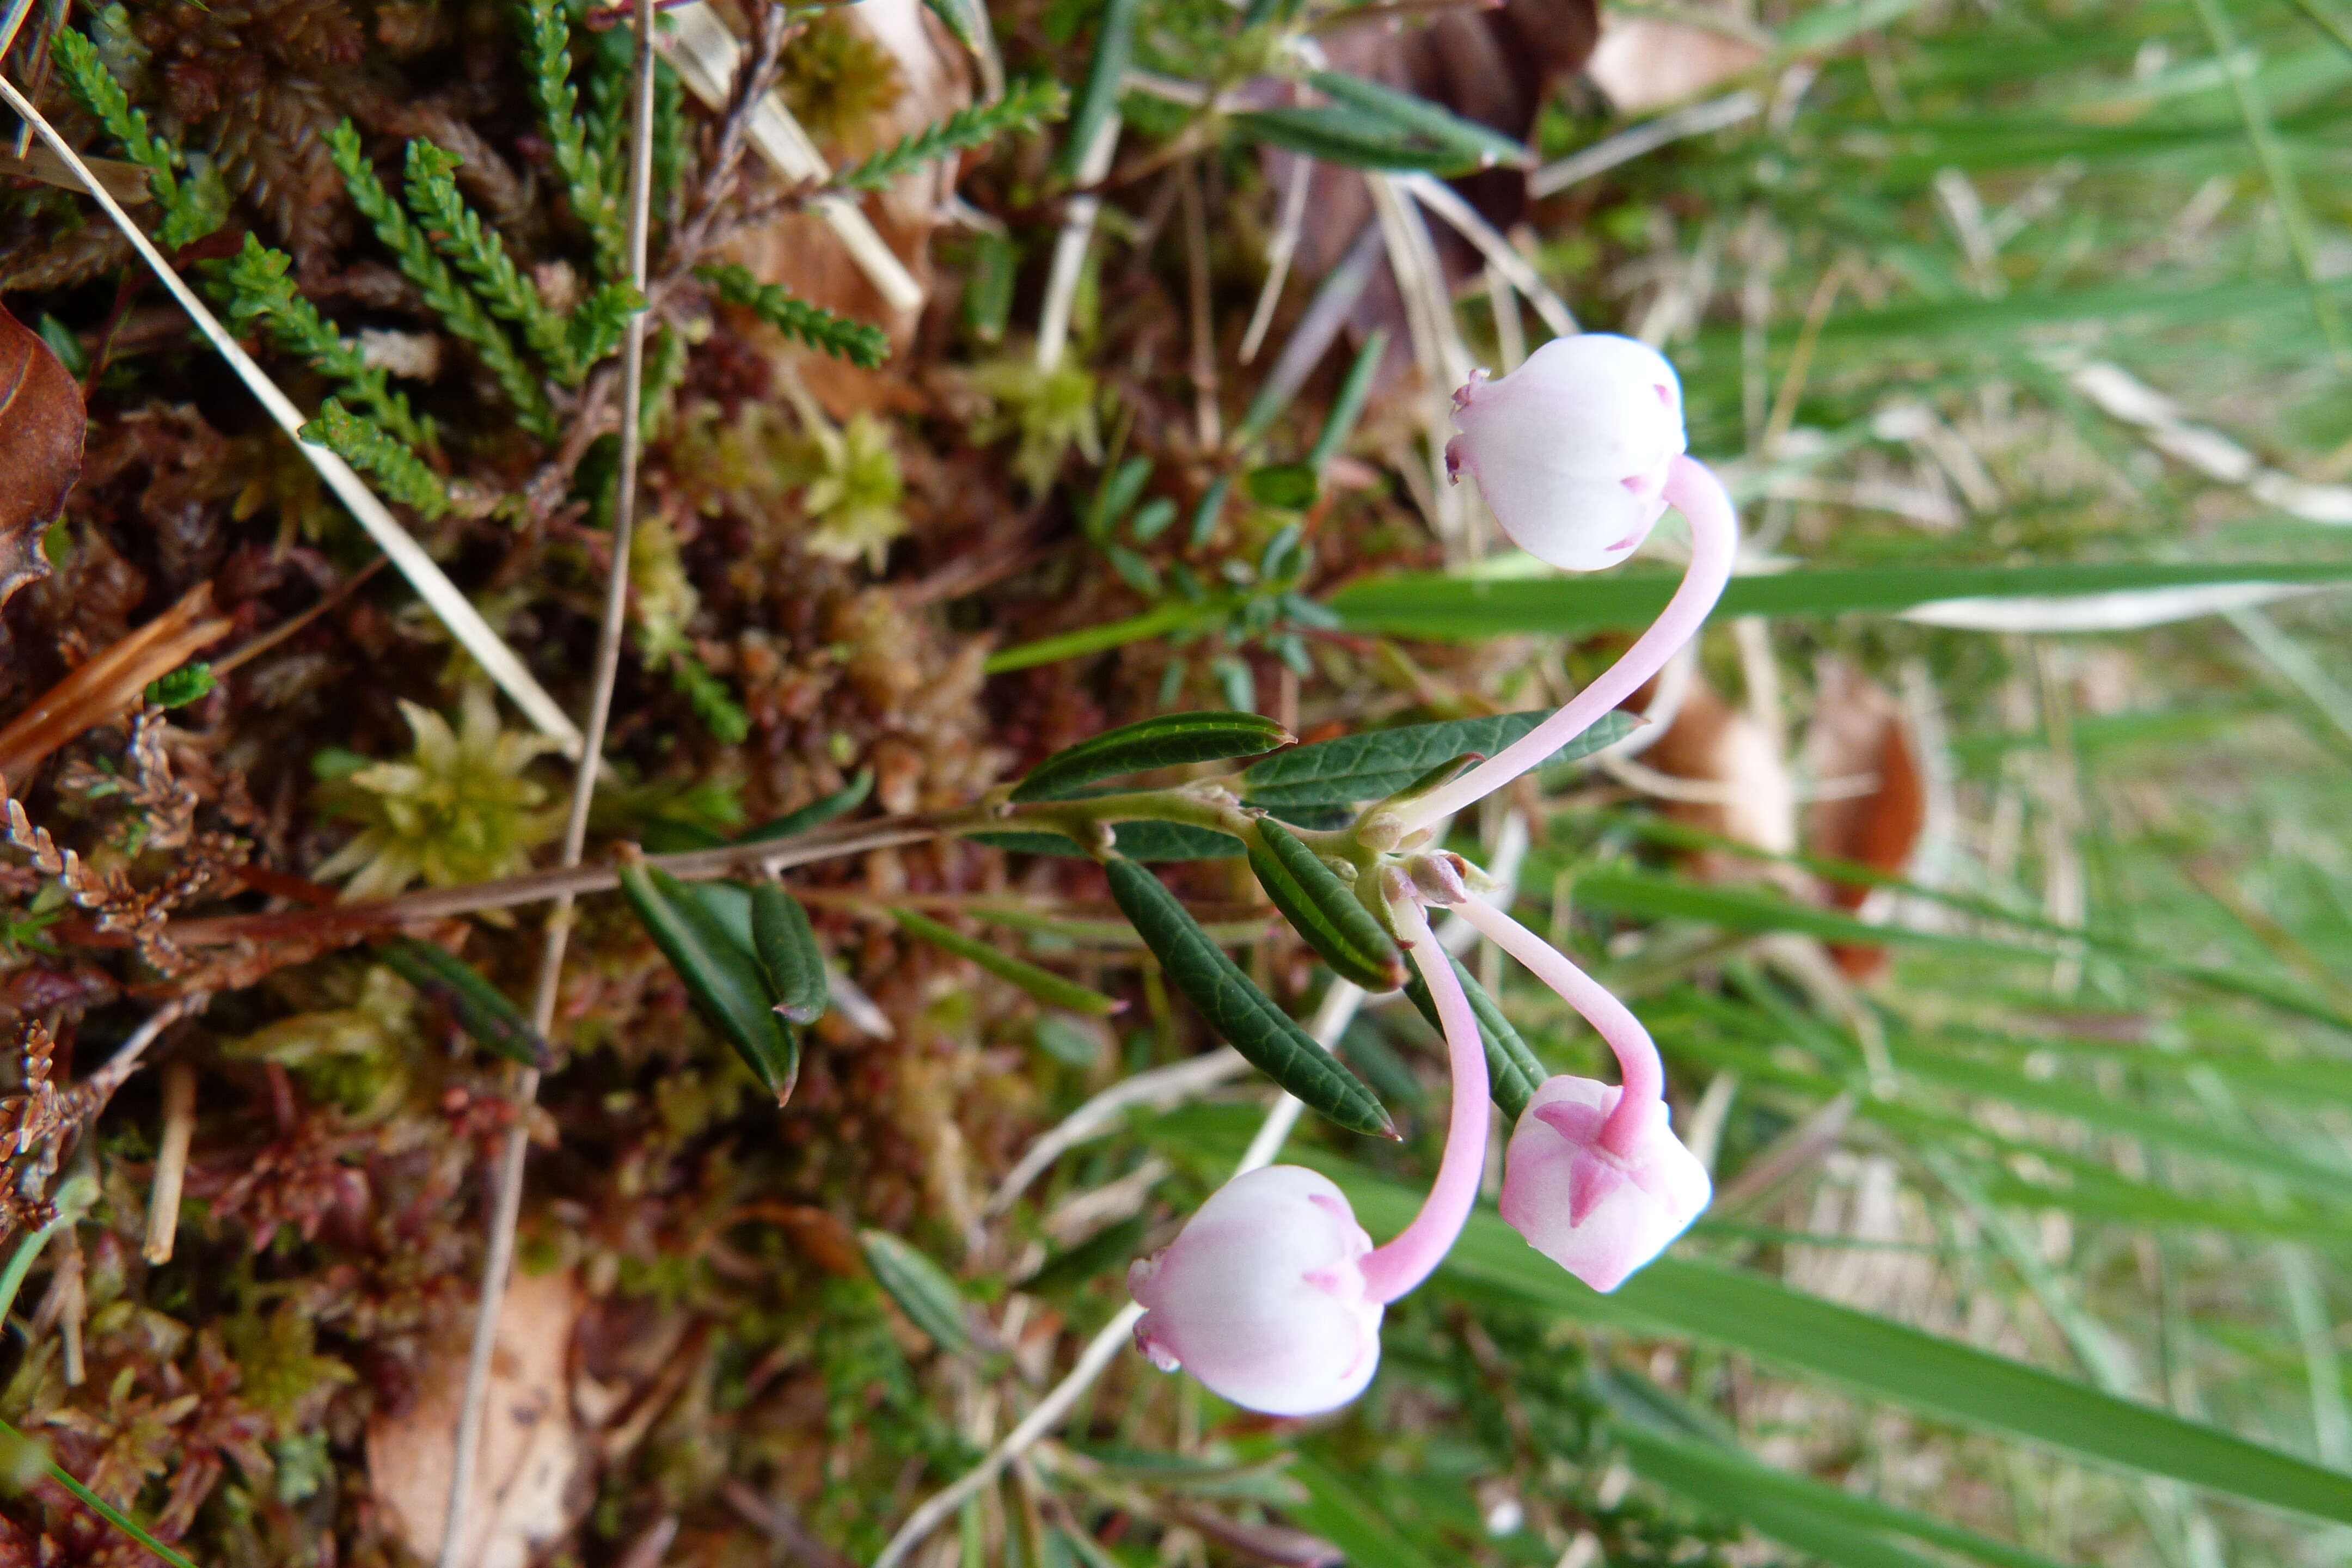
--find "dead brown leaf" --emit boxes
[1641,672,1798,877]
[1584,17,1766,115]
[0,302,87,614]
[1802,657,1925,978]
[365,1269,591,1568]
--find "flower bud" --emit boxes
[1445,334,1687,572]
[1129,1166,1383,1416]
[1498,1075,1710,1293]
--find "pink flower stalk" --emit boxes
[1129,898,1489,1415]
[1456,895,1711,1292]
[1392,339,1741,839]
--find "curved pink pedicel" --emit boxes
[1452,893,1660,1160]
[1394,454,1740,835]
[1356,898,1492,1304]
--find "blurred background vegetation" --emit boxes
[3,0,2352,1564]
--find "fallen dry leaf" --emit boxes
[1802,657,1925,978]
[0,301,88,614]
[1584,17,1766,115]
[365,1269,591,1568]
[1641,671,1799,876]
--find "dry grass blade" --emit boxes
[436,0,659,1559]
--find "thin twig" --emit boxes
[1036,114,1120,369]
[1399,173,1576,338]
[75,995,205,1113]
[1239,150,1310,364]
[871,983,1364,1568]
[0,76,584,755]
[434,0,659,1559]
[140,1060,196,1264]
[1529,89,1763,198]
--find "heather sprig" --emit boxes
[301,399,453,520]
[49,24,225,249]
[517,0,627,275]
[326,121,559,440]
[698,263,890,370]
[220,235,438,451]
[402,142,584,384]
[829,78,1069,194]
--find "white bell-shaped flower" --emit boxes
[1498,1075,1711,1293]
[1129,1165,1383,1416]
[1445,334,1688,571]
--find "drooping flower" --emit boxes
[1444,333,1687,572]
[1130,896,1489,1416]
[1499,1075,1711,1293]
[1129,1165,1384,1417]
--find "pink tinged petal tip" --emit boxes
[1444,334,1687,573]
[1501,1075,1712,1294]
[1125,1165,1383,1417]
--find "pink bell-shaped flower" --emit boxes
[1445,333,1687,572]
[1129,1165,1383,1417]
[1498,1075,1711,1293]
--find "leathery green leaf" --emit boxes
[1244,709,1636,812]
[375,936,549,1067]
[893,906,1124,1016]
[859,1229,973,1353]
[737,768,873,844]
[1246,819,1404,990]
[620,863,799,1104]
[1105,859,1395,1138]
[751,882,829,1025]
[1402,952,1550,1119]
[1011,710,1294,801]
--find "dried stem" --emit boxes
[434,0,660,1560]
[140,1061,196,1264]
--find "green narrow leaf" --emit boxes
[619,863,799,1104]
[1284,1455,1444,1568]
[1617,1424,2077,1568]
[893,907,1125,1016]
[1242,709,1636,812]
[750,884,829,1025]
[1328,562,2352,642]
[1232,106,1485,175]
[1055,0,1140,181]
[1401,951,1549,1119]
[1306,328,1386,473]
[0,1417,201,1568]
[1305,72,1528,169]
[1010,710,1294,802]
[1245,463,1318,509]
[1105,860,1394,1138]
[859,1229,973,1353]
[376,937,550,1067]
[1020,1214,1150,1293]
[1332,1170,2352,1526]
[738,769,875,844]
[1247,820,1403,990]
